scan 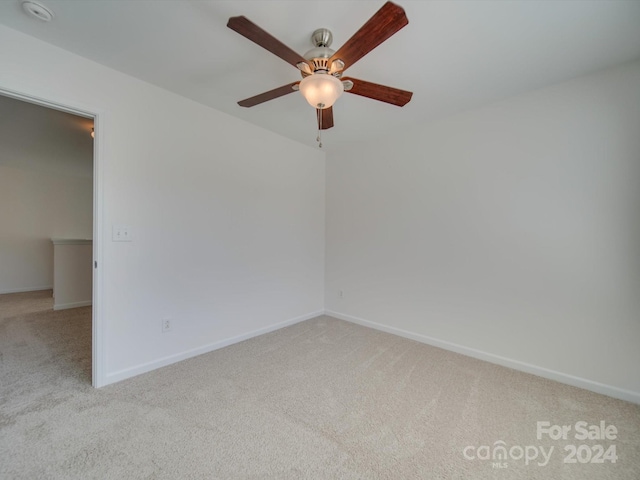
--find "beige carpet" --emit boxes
[1,290,639,479]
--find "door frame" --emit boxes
[0,86,105,387]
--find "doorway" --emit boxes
[0,88,103,387]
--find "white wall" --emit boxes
[0,166,93,293]
[0,25,325,385]
[3,21,637,401]
[326,60,640,401]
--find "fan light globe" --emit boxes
[299,73,343,109]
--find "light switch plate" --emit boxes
[112,225,132,242]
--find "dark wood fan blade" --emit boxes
[329,2,408,71]
[227,16,310,69]
[238,82,299,107]
[317,106,334,130]
[343,77,412,106]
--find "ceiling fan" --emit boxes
[227,1,413,145]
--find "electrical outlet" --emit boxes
[161,318,172,333]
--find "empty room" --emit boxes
[1,1,639,478]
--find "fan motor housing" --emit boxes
[303,28,342,75]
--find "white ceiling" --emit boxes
[1,0,640,151]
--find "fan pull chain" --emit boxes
[316,108,323,149]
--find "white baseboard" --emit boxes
[326,310,640,405]
[0,285,52,295]
[104,309,325,386]
[53,300,92,310]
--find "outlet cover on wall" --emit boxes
[161,318,172,333]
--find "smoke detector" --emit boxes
[22,1,54,22]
